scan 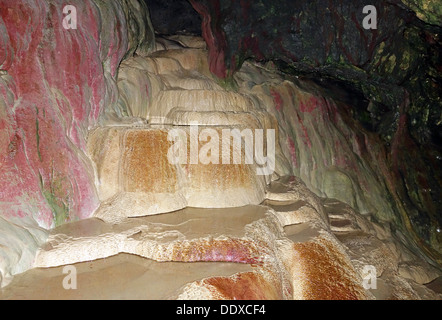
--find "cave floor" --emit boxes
[1,197,441,300]
[0,252,253,300]
[1,41,441,300]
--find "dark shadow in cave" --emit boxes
[143,0,202,35]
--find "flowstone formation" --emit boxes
[189,0,442,265]
[0,0,154,287]
[0,0,441,300]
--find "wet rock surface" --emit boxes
[0,0,155,284]
[1,0,441,300]
[1,175,440,299]
[187,0,442,263]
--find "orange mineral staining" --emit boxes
[290,238,367,300]
[203,272,283,300]
[122,129,177,193]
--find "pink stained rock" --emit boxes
[0,0,153,229]
[0,0,154,287]
[189,0,228,79]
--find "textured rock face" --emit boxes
[74,43,440,299]
[88,126,267,222]
[89,44,284,221]
[0,179,374,299]
[0,0,154,286]
[401,0,442,25]
[0,216,48,287]
[143,0,202,35]
[1,175,439,299]
[188,0,441,142]
[187,0,442,265]
[0,0,154,226]
[1,0,441,300]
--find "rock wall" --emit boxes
[0,0,440,294]
[188,0,442,266]
[0,0,154,286]
[104,36,425,269]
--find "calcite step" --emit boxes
[115,49,214,119]
[148,89,256,124]
[126,51,208,75]
[264,200,321,227]
[164,109,262,127]
[149,49,212,76]
[87,125,268,222]
[4,174,437,299]
[33,205,280,267]
[155,35,207,50]
[0,253,253,300]
[265,176,329,227]
[1,205,287,300]
[2,190,375,300]
[323,198,442,299]
[159,72,223,91]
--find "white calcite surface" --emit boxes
[0,217,48,288]
[1,174,440,299]
[1,36,440,300]
[88,126,268,222]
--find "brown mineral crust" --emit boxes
[170,238,264,264]
[185,128,254,191]
[122,130,177,193]
[203,271,283,300]
[87,127,122,200]
[188,162,252,190]
[151,49,211,76]
[292,238,366,300]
